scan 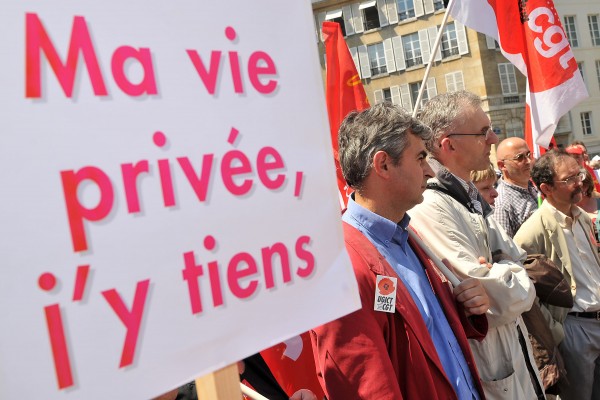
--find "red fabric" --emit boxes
[451,0,587,149]
[322,21,370,207]
[310,223,487,400]
[584,163,600,193]
[259,333,324,398]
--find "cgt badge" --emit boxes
[374,275,397,313]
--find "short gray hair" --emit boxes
[417,90,482,155]
[338,102,431,191]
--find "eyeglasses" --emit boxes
[501,151,532,163]
[446,127,495,141]
[553,171,586,186]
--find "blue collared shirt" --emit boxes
[343,197,480,400]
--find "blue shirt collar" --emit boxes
[345,195,410,250]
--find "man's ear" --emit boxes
[539,182,552,198]
[372,150,390,178]
[497,160,505,170]
[439,136,454,152]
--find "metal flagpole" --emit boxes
[412,0,456,118]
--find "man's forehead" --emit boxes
[453,106,489,129]
[555,157,579,176]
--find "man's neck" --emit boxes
[547,199,573,218]
[435,156,470,182]
[354,192,406,223]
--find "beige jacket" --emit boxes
[410,172,539,400]
[514,201,600,344]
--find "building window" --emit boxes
[402,32,423,68]
[445,71,465,92]
[368,42,387,76]
[360,1,381,31]
[382,88,392,103]
[505,119,524,138]
[564,16,579,47]
[441,22,459,58]
[433,0,445,11]
[397,0,415,21]
[324,10,347,36]
[498,63,518,95]
[589,15,600,46]
[581,112,593,136]
[409,82,429,108]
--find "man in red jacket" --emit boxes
[311,103,489,399]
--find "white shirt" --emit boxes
[550,203,600,312]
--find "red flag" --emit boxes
[259,333,324,398]
[322,21,370,207]
[450,0,588,150]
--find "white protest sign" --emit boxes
[0,1,361,398]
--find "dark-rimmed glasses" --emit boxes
[446,127,495,141]
[501,151,532,163]
[553,171,586,186]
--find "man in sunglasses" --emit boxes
[514,150,600,400]
[494,137,539,237]
[409,91,542,399]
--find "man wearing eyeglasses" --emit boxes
[494,137,539,238]
[409,91,542,400]
[514,150,600,400]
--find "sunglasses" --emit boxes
[502,151,532,163]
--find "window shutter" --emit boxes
[426,77,437,99]
[391,85,401,105]
[343,6,355,36]
[445,73,456,92]
[376,0,389,27]
[400,83,412,112]
[455,20,469,55]
[383,38,396,73]
[485,35,496,49]
[498,63,509,94]
[414,0,425,18]
[358,45,372,78]
[374,90,384,104]
[351,4,365,33]
[428,26,442,61]
[419,29,430,66]
[317,12,327,42]
[392,36,406,71]
[455,71,465,90]
[350,47,361,77]
[423,0,434,15]
[386,0,399,24]
[508,64,518,93]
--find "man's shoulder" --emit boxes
[514,206,551,238]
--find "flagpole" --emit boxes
[408,229,461,287]
[412,0,456,118]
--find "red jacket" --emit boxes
[310,223,487,399]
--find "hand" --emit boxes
[290,389,318,400]
[478,256,492,270]
[453,278,489,316]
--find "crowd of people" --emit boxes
[157,90,600,399]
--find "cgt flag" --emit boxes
[322,21,370,207]
[449,0,588,149]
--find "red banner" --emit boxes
[322,21,370,207]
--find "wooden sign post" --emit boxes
[196,364,242,400]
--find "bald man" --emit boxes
[494,137,538,237]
